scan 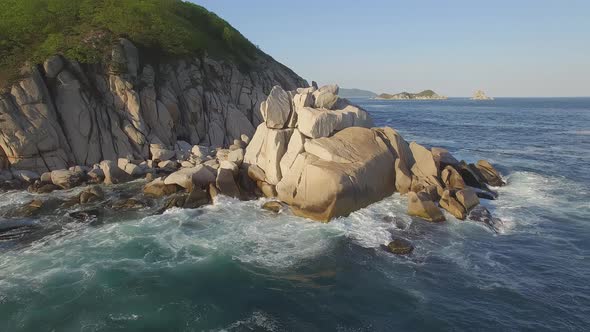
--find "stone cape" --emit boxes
[1,42,505,226]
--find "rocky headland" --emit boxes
[376,90,447,100]
[1,52,506,243]
[471,90,494,100]
[0,1,505,254]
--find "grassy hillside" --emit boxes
[0,0,259,85]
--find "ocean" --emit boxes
[1,98,589,331]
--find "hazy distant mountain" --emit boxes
[339,88,378,98]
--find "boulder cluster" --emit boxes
[1,81,505,228]
[243,83,505,223]
[2,132,257,212]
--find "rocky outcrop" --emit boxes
[242,83,505,223]
[471,90,494,100]
[244,84,382,221]
[0,39,307,174]
[1,69,505,228]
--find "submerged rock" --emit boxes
[383,238,414,255]
[17,200,44,217]
[79,185,105,204]
[68,209,100,224]
[468,205,503,233]
[110,198,146,210]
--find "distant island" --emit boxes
[375,90,447,100]
[471,90,494,100]
[339,88,377,98]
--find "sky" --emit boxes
[193,0,590,97]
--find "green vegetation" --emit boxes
[0,0,259,85]
[414,90,437,97]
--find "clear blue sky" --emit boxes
[193,0,590,97]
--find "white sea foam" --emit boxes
[216,310,279,332]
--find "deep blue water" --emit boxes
[1,98,589,331]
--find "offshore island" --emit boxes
[375,89,448,100]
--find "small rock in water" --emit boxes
[79,185,105,204]
[28,182,60,194]
[468,205,503,233]
[262,201,283,213]
[6,200,44,218]
[69,209,100,225]
[183,189,210,209]
[469,186,498,200]
[111,198,146,210]
[383,237,414,255]
[381,215,407,230]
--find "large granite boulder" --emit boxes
[456,188,480,211]
[475,160,504,186]
[216,167,241,198]
[263,86,292,129]
[410,142,438,178]
[432,147,459,169]
[50,169,84,189]
[277,127,395,221]
[441,165,465,190]
[439,190,467,220]
[374,127,414,193]
[407,191,445,222]
[143,177,180,197]
[100,160,133,185]
[296,107,338,139]
[164,165,216,190]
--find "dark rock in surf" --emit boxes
[383,238,414,255]
[69,209,100,225]
[457,161,487,189]
[110,198,146,210]
[262,201,283,213]
[79,186,105,204]
[28,182,60,194]
[468,205,503,233]
[7,200,44,218]
[381,215,407,230]
[475,160,505,187]
[469,186,498,200]
[183,189,210,209]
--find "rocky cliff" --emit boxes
[0,39,307,173]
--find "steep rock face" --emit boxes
[0,39,307,173]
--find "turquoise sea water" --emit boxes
[1,98,589,331]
